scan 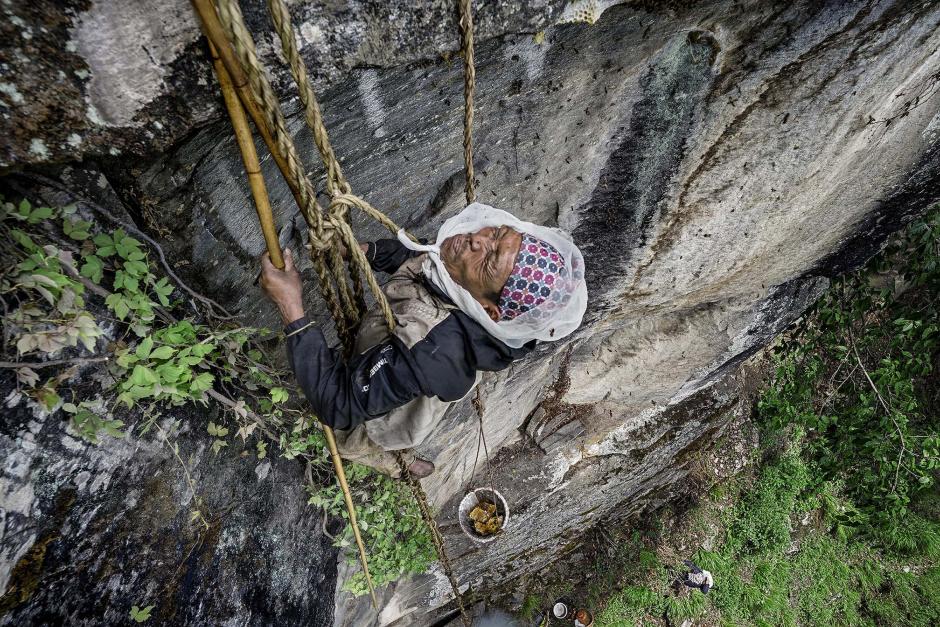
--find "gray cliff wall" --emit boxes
[0,0,568,169]
[2,0,940,625]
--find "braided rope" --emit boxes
[268,0,429,330]
[214,0,316,225]
[263,3,470,621]
[267,0,348,197]
[211,1,477,620]
[214,0,362,335]
[267,0,367,321]
[322,196,367,326]
[328,207,396,330]
[396,453,471,626]
[459,0,476,205]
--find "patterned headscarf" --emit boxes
[498,233,568,321]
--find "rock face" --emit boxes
[0,413,338,627]
[3,0,940,625]
[0,0,568,170]
[0,318,338,624]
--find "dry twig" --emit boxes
[849,333,906,493]
[205,388,276,440]
[0,356,109,369]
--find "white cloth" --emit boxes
[397,203,587,348]
[687,570,714,587]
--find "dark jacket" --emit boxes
[284,238,533,431]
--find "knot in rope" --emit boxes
[326,195,351,223]
[324,167,353,198]
[305,224,336,253]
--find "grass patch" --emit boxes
[589,206,940,626]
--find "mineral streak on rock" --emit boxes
[2,0,940,626]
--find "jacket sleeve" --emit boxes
[364,238,421,274]
[283,315,475,430]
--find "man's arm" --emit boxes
[260,248,473,430]
[283,319,428,429]
[282,315,480,429]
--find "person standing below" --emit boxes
[678,560,714,594]
[261,203,587,478]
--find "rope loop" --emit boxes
[327,195,351,223]
[331,193,407,239]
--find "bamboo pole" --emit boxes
[198,6,379,610]
[192,0,311,222]
[209,40,283,269]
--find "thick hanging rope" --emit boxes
[459,0,476,204]
[201,0,356,347]
[264,2,471,623]
[216,0,413,341]
[266,0,366,314]
[266,0,413,327]
[396,454,470,624]
[267,0,347,197]
[212,0,364,349]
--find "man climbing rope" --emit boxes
[260,203,587,478]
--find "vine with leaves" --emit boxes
[0,195,432,603]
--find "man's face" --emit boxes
[440,225,523,321]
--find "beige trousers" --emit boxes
[332,426,405,478]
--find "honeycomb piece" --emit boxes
[560,0,600,25]
[468,499,503,536]
[469,505,489,523]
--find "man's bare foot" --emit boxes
[407,457,435,478]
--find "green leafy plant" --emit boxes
[308,463,435,595]
[759,205,940,554]
[4,203,104,355]
[591,206,940,627]
[1,195,433,592]
[62,401,125,443]
[129,604,154,623]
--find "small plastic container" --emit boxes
[553,601,575,619]
[458,487,510,543]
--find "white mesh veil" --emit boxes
[397,203,587,348]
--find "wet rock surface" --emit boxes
[0,371,337,626]
[3,0,940,625]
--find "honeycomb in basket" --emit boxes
[468,500,503,536]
